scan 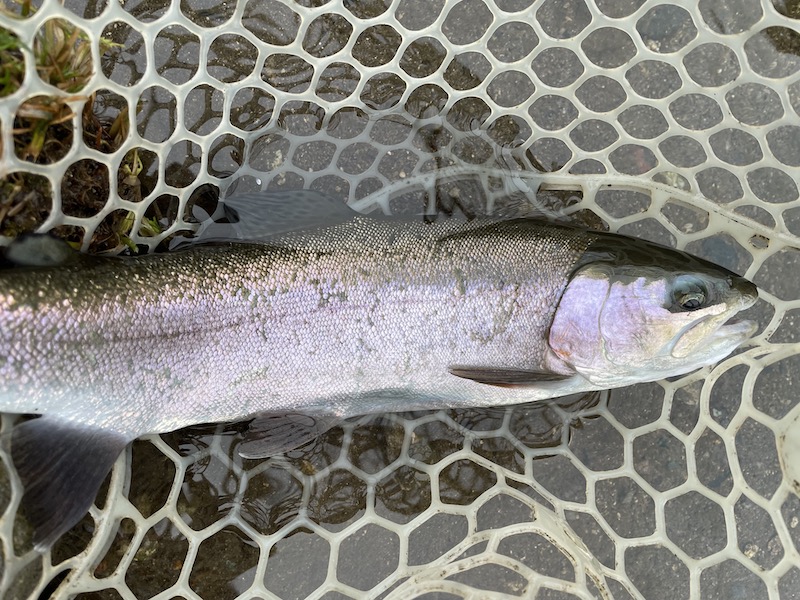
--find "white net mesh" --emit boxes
[1,0,799,598]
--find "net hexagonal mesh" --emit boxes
[1,0,799,598]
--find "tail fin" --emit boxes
[8,417,129,550]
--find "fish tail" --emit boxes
[5,417,129,550]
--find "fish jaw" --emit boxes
[694,318,758,363]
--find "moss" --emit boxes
[0,172,52,237]
[0,27,25,97]
[1,3,137,251]
[34,18,119,93]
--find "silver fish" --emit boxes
[0,190,758,548]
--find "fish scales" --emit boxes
[0,217,592,435]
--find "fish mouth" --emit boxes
[710,318,758,343]
[702,318,759,362]
[671,315,757,359]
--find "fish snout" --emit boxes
[731,275,758,308]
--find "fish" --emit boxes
[0,189,758,549]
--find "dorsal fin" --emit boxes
[192,190,367,245]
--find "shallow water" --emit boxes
[1,0,799,598]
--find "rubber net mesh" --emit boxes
[1,0,799,598]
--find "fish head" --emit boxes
[548,236,759,387]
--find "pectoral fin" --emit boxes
[239,414,342,459]
[448,366,571,387]
[7,417,129,551]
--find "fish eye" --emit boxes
[672,276,708,312]
[679,292,705,311]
